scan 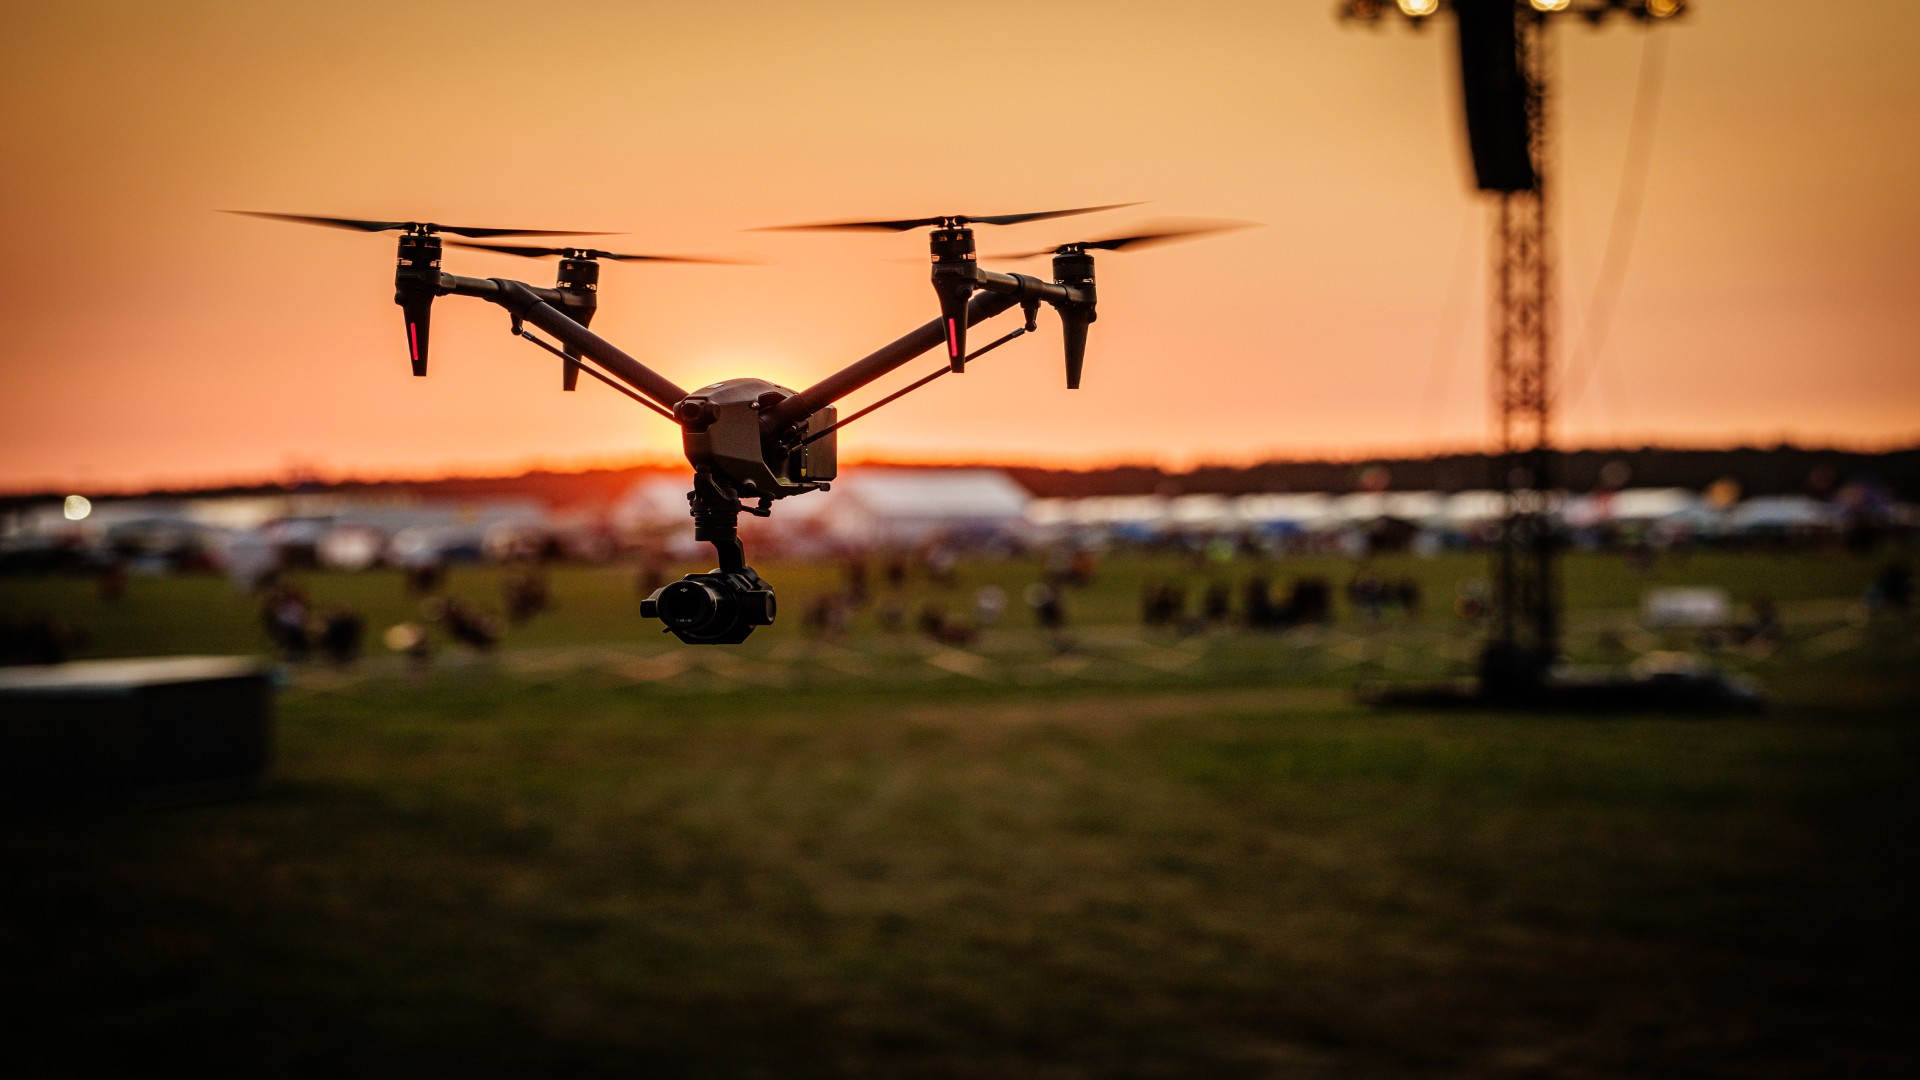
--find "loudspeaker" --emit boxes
[1,657,274,803]
[1455,0,1537,192]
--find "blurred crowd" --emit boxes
[240,562,558,669]
[3,524,1915,668]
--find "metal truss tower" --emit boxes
[1342,0,1684,695]
[1482,14,1557,694]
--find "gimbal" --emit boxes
[234,208,1249,643]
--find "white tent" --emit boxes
[1167,494,1241,531]
[1024,498,1074,529]
[808,468,1031,549]
[1328,491,1448,526]
[1236,493,1336,530]
[612,477,697,533]
[1069,495,1169,529]
[1030,495,1171,539]
[1612,488,1701,522]
[1725,495,1838,532]
[1443,490,1508,529]
[352,499,549,565]
[1642,586,1734,628]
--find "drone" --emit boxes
[233,206,1250,644]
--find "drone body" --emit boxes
[674,378,836,502]
[235,206,1251,643]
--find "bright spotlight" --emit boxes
[1530,0,1572,11]
[63,495,92,521]
[1397,0,1440,17]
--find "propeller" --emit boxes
[445,241,758,264]
[988,218,1259,260]
[758,203,1139,370]
[990,219,1259,391]
[228,211,617,379]
[754,202,1141,232]
[223,210,613,238]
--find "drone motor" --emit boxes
[394,232,441,376]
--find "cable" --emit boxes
[1560,30,1669,418]
[1415,207,1481,441]
[800,326,1028,446]
[515,329,678,421]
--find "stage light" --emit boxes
[1530,0,1572,12]
[1646,0,1683,17]
[63,495,91,521]
[1397,0,1439,18]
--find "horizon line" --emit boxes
[7,434,1920,502]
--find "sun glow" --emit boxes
[671,353,818,398]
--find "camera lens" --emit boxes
[655,579,722,630]
[738,588,776,625]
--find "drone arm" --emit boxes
[766,290,1021,432]
[437,275,690,412]
[970,269,1088,308]
[438,272,563,307]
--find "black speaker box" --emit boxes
[1455,0,1538,193]
[0,657,274,804]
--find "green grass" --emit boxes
[3,551,1916,1076]
[0,548,1894,660]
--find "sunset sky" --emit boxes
[3,0,1916,492]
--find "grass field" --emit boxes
[3,550,1917,1077]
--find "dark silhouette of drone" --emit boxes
[233,206,1251,643]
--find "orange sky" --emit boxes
[3,0,1917,492]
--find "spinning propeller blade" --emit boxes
[224,211,612,238]
[988,218,1259,260]
[445,241,758,264]
[754,202,1141,232]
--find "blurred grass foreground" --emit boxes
[2,550,1916,1077]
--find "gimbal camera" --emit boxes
[233,207,1250,644]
